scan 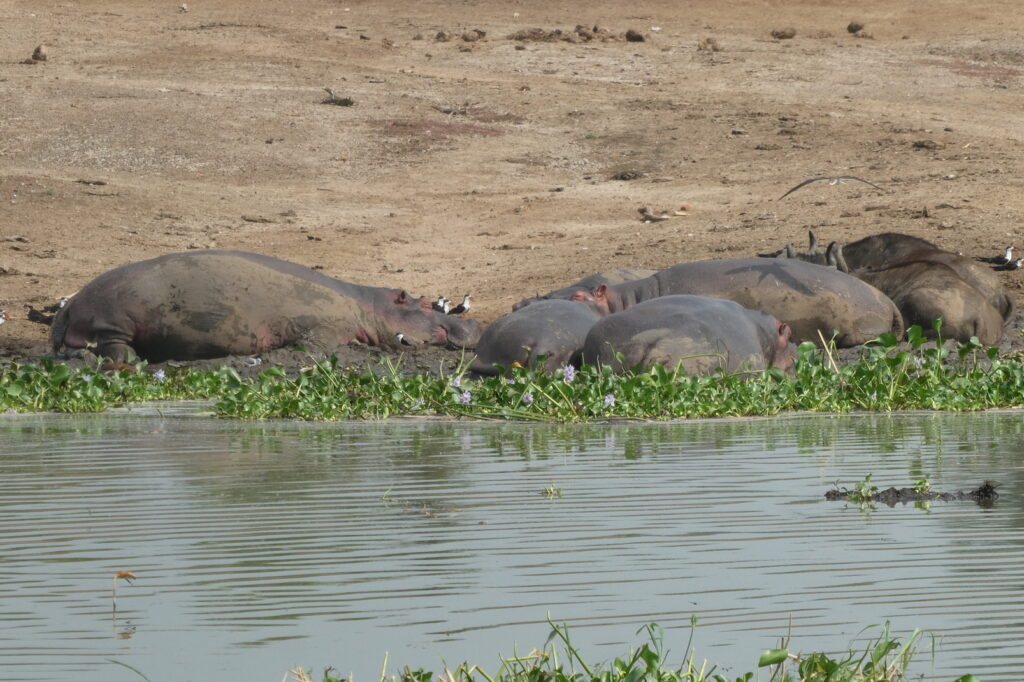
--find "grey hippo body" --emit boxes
[764,232,1013,345]
[579,258,903,347]
[50,250,481,362]
[512,267,656,311]
[470,299,600,375]
[581,295,796,375]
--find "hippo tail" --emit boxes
[997,293,1015,324]
[49,306,71,354]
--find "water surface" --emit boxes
[2,408,1024,681]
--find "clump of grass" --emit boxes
[3,324,1024,420]
[285,618,976,682]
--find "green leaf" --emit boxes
[757,648,789,667]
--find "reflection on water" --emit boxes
[2,408,1024,681]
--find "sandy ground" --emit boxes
[1,0,1023,371]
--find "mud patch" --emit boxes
[381,119,504,138]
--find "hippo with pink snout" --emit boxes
[571,258,903,348]
[50,250,481,362]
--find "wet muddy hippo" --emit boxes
[470,299,601,375]
[50,250,481,362]
[581,295,797,375]
[763,232,1013,344]
[512,267,656,311]
[578,258,902,347]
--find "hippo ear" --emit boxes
[593,284,609,302]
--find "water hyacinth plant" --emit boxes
[1,324,1024,420]
[282,618,977,682]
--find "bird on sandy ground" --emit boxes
[0,310,7,326]
[432,295,451,314]
[976,246,1019,265]
[448,294,473,315]
[24,305,54,325]
[778,176,886,200]
[993,258,1024,272]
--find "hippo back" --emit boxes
[582,295,793,375]
[513,267,656,311]
[471,299,600,375]
[650,258,903,347]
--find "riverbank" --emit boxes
[3,329,1022,420]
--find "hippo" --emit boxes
[581,295,797,375]
[763,232,1013,344]
[469,299,601,375]
[512,267,656,311]
[577,258,903,347]
[50,250,482,362]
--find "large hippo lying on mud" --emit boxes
[50,250,482,362]
[512,267,656,311]
[470,299,600,375]
[764,232,1013,345]
[574,258,902,347]
[581,295,797,375]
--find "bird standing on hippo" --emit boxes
[50,250,481,362]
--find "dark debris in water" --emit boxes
[825,481,999,507]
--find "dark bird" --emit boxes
[976,246,1019,265]
[994,258,1024,272]
[431,295,451,314]
[448,294,473,315]
[24,304,54,325]
[778,176,886,200]
[42,297,69,314]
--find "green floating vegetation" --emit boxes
[2,324,1024,420]
[284,619,977,682]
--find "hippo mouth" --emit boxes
[438,317,482,349]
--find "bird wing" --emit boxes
[837,176,886,192]
[777,177,830,200]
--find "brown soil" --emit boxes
[2,0,1023,369]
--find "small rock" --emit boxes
[435,31,451,42]
[462,29,485,41]
[771,27,796,40]
[31,44,47,61]
[912,139,943,150]
[697,37,721,52]
[625,29,645,42]
[847,21,863,34]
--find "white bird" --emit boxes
[778,176,886,200]
[431,296,451,314]
[0,310,7,325]
[994,258,1024,272]
[448,294,472,315]
[977,246,1019,265]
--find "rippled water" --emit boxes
[2,407,1024,681]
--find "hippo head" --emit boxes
[382,290,481,348]
[578,285,615,316]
